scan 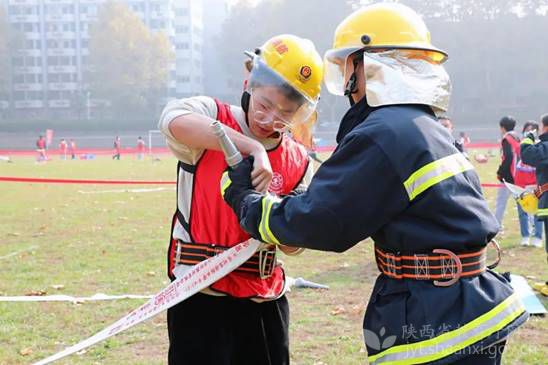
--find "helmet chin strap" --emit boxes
[343,56,362,106]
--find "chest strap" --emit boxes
[374,244,495,287]
[175,241,277,279]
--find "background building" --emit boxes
[2,0,203,119]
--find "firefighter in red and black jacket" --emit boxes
[158,35,322,365]
[521,114,548,255]
[222,4,528,364]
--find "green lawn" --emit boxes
[0,150,546,364]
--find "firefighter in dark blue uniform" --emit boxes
[521,114,548,256]
[221,3,528,364]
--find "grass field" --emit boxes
[0,150,547,365]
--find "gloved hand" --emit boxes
[525,132,536,142]
[221,156,256,216]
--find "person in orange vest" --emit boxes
[59,139,68,160]
[112,136,121,160]
[157,35,322,365]
[494,116,521,229]
[36,135,47,162]
[136,136,146,160]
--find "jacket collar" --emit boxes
[336,96,375,143]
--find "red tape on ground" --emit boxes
[0,176,176,185]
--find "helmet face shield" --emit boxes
[247,57,318,129]
[323,47,361,96]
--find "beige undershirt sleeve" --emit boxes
[157,96,218,164]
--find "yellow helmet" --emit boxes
[518,192,539,214]
[246,34,323,126]
[324,3,448,95]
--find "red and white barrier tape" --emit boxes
[33,239,260,365]
[0,176,504,188]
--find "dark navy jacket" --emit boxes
[238,98,528,364]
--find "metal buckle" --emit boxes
[413,254,430,279]
[385,253,397,275]
[258,247,277,279]
[432,249,462,287]
[175,241,182,265]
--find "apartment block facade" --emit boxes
[1,0,203,118]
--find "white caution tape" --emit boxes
[33,239,260,365]
[0,293,152,302]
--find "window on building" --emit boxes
[48,91,61,99]
[176,43,189,50]
[25,74,36,83]
[176,26,189,33]
[14,91,25,99]
[28,91,43,99]
[62,5,74,14]
[48,57,59,66]
[175,8,189,16]
[48,74,60,82]
[9,6,20,15]
[46,4,61,15]
[193,43,200,51]
[12,57,24,67]
[177,76,190,83]
[60,57,71,66]
[14,75,24,83]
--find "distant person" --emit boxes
[514,121,543,247]
[495,116,520,230]
[36,135,47,162]
[521,115,548,253]
[459,131,471,146]
[112,136,121,160]
[136,136,146,160]
[438,115,464,153]
[68,139,77,160]
[59,139,68,160]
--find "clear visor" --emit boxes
[247,57,317,130]
[323,47,361,96]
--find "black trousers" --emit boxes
[167,293,289,365]
[544,218,548,254]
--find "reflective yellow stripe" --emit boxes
[258,195,281,245]
[537,208,548,217]
[220,171,231,197]
[521,138,534,145]
[368,294,525,364]
[403,153,474,201]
